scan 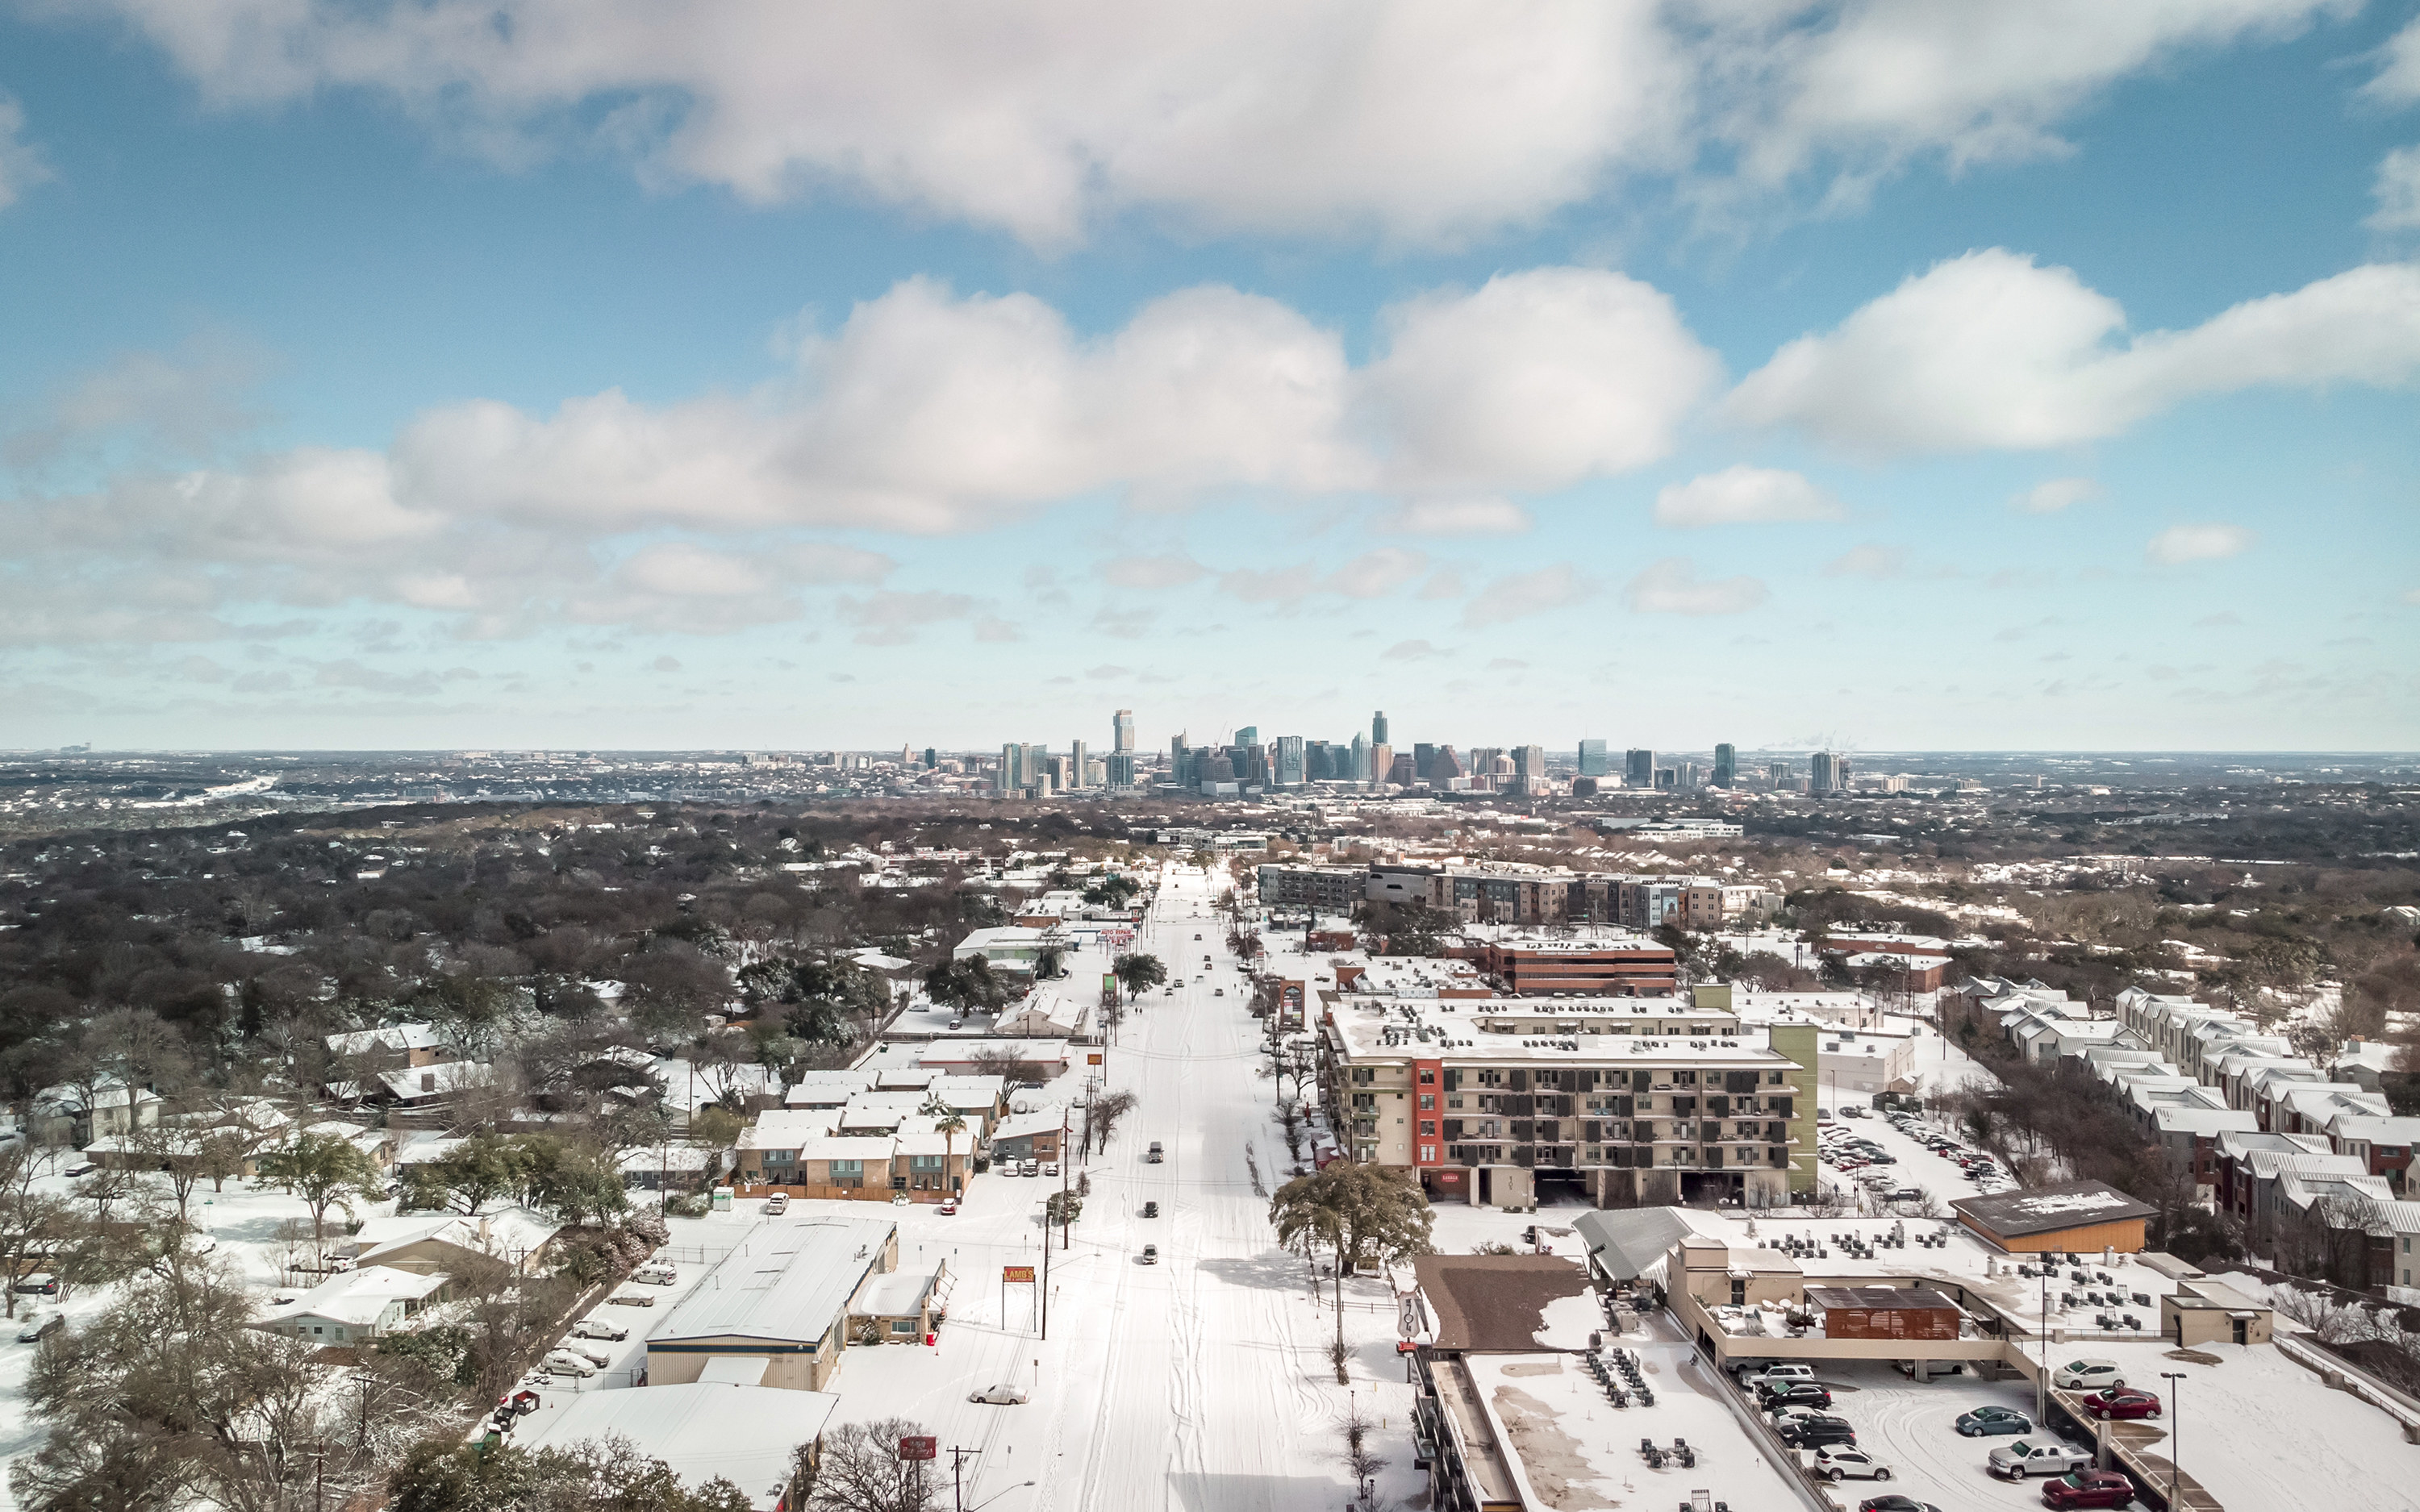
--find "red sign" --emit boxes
[1087,1052,1104,1065]
[899,1435,937,1462]
[1003,1264,1037,1283]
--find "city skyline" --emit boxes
[2,8,2417,751]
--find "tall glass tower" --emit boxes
[1372,710,1389,745]
[1113,709,1136,752]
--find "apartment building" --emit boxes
[1316,990,1817,1210]
[1254,862,1366,913]
[1462,935,1679,996]
[1345,861,1778,930]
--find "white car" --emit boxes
[968,1384,1028,1405]
[1813,1447,1893,1482]
[542,1352,599,1378]
[2051,1358,2126,1391]
[1988,1439,2095,1480]
[570,1318,628,1341]
[633,1263,678,1285]
[1738,1361,1818,1393]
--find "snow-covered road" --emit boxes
[824,863,1421,1512]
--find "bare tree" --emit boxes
[806,1418,942,1512]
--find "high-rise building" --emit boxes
[1112,709,1136,753]
[1767,760,1792,785]
[1107,752,1138,787]
[1070,739,1088,789]
[1372,710,1389,746]
[1413,743,1438,780]
[1675,759,1700,789]
[1170,734,1193,787]
[1431,745,1465,781]
[1512,744,1545,781]
[1234,726,1258,748]
[1713,743,1736,787]
[923,747,938,768]
[1275,735,1305,786]
[1577,739,1610,777]
[1350,731,1371,781]
[1370,742,1394,786]
[1811,751,1850,791]
[1625,748,1655,788]
[1386,752,1415,785]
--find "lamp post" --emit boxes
[2037,1271,2052,1427]
[2160,1370,2185,1510]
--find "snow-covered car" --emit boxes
[15,1312,60,1343]
[761,1194,788,1215]
[2051,1359,2126,1391]
[1815,1446,1894,1482]
[968,1384,1028,1405]
[542,1352,599,1378]
[1020,1160,1038,1177]
[1139,1244,1159,1264]
[562,1342,611,1368]
[1988,1439,2094,1480]
[570,1318,628,1341]
[632,1262,678,1285]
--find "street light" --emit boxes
[2160,1370,2186,1511]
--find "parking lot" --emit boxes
[1816,1099,2019,1215]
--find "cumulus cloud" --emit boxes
[2371,146,2420,231]
[1652,464,1842,527]
[0,96,47,213]
[1380,639,1450,662]
[1822,543,1904,578]
[2147,523,2253,564]
[1365,268,1719,493]
[1728,248,2420,453]
[2363,14,2420,106]
[837,589,987,646]
[1099,554,1208,589]
[1462,564,1591,627]
[1379,498,1532,535]
[1621,556,1768,614]
[2013,477,2102,514]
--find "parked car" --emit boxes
[1139,1244,1159,1264]
[13,1274,56,1297]
[1041,1163,1059,1177]
[1768,1403,1837,1429]
[1780,1418,1858,1450]
[938,1200,958,1215]
[1857,1499,1942,1512]
[570,1318,628,1341]
[563,1342,611,1368]
[15,1312,60,1343]
[607,1293,656,1307]
[1989,1440,2095,1480]
[1020,1160,1039,1177]
[1141,1201,1159,1218]
[2041,1469,2138,1509]
[1815,1446,1894,1482]
[2083,1387,2162,1420]
[2051,1359,2126,1391]
[1761,1381,1835,1413]
[61,1162,95,1178]
[542,1352,599,1378]
[968,1384,1028,1405]
[1956,1406,2034,1437]
[633,1262,677,1285]
[1737,1361,1818,1392]
[761,1193,788,1215]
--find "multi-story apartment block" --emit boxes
[1317,992,1817,1208]
[1255,862,1366,914]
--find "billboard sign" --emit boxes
[899,1435,938,1461]
[1002,1264,1037,1283]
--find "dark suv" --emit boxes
[1762,1381,1835,1413]
[1780,1416,1857,1450]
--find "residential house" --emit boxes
[252,1264,449,1345]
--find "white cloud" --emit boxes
[0,95,48,213]
[2370,146,2420,231]
[2013,477,2102,514]
[1822,543,1904,578]
[1652,464,1842,527]
[1462,564,1592,627]
[1365,268,1719,493]
[2362,14,2420,106]
[1381,638,1450,662]
[1099,554,1207,589]
[2147,523,2253,564]
[72,0,1687,248]
[1728,248,2420,453]
[1621,556,1768,614]
[1379,498,1532,535]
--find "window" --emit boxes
[1350,1068,1375,1085]
[1418,1094,1435,1110]
[892,1319,917,1334]
[1417,1145,1437,1162]
[1419,1120,1436,1137]
[1418,1068,1437,1085]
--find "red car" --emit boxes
[2082,1387,2162,1420]
[2040,1469,2136,1509]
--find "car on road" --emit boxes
[1146,1141,1164,1163]
[2051,1358,2126,1391]
[15,1312,60,1343]
[1815,1447,1895,1482]
[1213,988,1225,996]
[2040,1469,2138,1509]
[1141,1201,1159,1217]
[1989,1440,2095,1480]
[1139,1244,1159,1264]
[570,1318,628,1341]
[61,1161,95,1178]
[2083,1387,2162,1420]
[1780,1417,1858,1450]
[968,1384,1028,1405]
[1858,1497,1942,1512]
[1955,1406,2034,1437]
[1761,1381,1835,1413]
[1194,934,1202,940]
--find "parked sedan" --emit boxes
[2041,1470,2138,1510]
[1760,1381,1835,1413]
[1814,1447,1895,1482]
[967,1384,1028,1405]
[2083,1387,2162,1420]
[569,1318,628,1342]
[1859,1497,1943,1512]
[1956,1406,2034,1437]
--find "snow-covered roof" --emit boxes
[325,1023,451,1057]
[521,1383,841,1511]
[377,1061,498,1102]
[653,1217,895,1347]
[253,1264,447,1329]
[1951,1179,2155,1239]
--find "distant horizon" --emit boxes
[10,747,2418,763]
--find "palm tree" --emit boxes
[930,1102,969,1194]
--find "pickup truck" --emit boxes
[1988,1439,2095,1479]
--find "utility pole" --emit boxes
[2037,1271,2051,1427]
[1059,1105,1072,1251]
[951,1446,978,1512]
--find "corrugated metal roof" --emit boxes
[651,1217,894,1347]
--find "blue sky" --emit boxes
[2,2,2417,755]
